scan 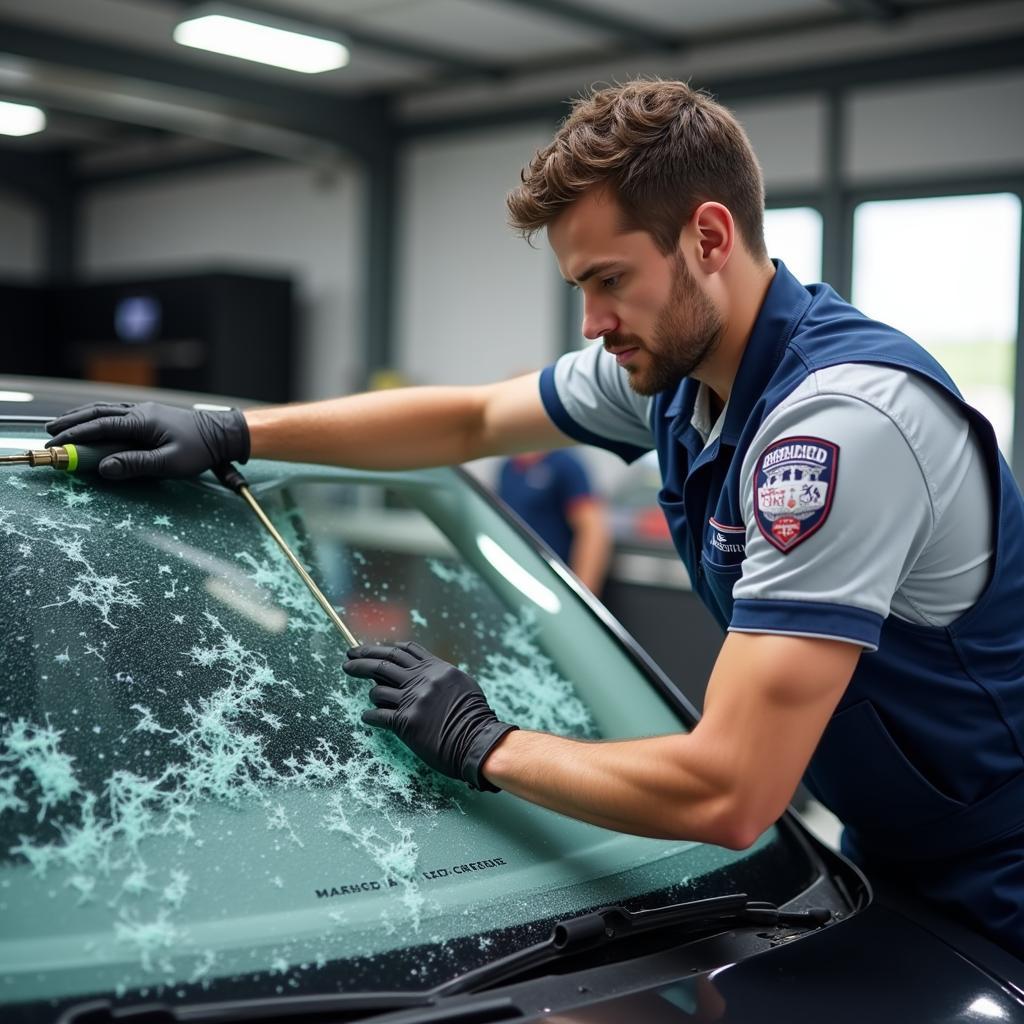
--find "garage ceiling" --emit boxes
[0,0,1022,177]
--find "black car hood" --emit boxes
[532,904,1024,1023]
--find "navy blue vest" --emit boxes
[646,264,1024,952]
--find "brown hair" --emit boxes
[507,79,767,261]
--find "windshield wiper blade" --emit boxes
[58,896,829,1024]
[58,990,437,1024]
[432,892,832,998]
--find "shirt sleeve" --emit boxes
[730,392,935,651]
[539,341,654,463]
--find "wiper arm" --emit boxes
[433,892,831,998]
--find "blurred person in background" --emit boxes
[497,447,611,596]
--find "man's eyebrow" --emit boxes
[564,260,621,286]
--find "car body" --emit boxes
[1,377,1022,1024]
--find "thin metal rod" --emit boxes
[237,484,359,648]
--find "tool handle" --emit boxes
[62,443,126,474]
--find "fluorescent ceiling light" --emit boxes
[173,5,349,74]
[0,100,45,137]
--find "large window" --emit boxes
[852,192,1022,456]
[764,206,823,285]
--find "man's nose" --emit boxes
[581,299,619,341]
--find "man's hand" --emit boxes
[343,641,517,791]
[46,402,250,480]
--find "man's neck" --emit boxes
[694,258,776,407]
[708,389,725,424]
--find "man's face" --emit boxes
[549,188,723,396]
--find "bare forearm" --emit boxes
[482,729,746,846]
[569,517,612,593]
[245,387,487,469]
[245,372,560,470]
[482,634,857,848]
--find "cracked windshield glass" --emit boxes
[0,426,778,1010]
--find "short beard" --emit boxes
[614,255,724,397]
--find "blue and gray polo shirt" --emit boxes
[539,260,1024,956]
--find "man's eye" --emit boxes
[601,275,620,289]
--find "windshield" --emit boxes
[0,425,811,1013]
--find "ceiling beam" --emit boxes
[401,29,1024,137]
[406,7,853,93]
[491,0,678,51]
[0,20,395,161]
[74,148,264,186]
[404,0,983,97]
[829,0,905,21]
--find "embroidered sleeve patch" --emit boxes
[754,435,839,553]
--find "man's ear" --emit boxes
[687,202,734,275]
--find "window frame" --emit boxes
[764,200,825,284]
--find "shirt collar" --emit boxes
[687,384,729,447]
[662,260,811,445]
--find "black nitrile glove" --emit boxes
[344,641,518,792]
[45,401,250,480]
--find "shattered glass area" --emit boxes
[0,446,758,1014]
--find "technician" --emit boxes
[497,448,611,595]
[46,79,1024,958]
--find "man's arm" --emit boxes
[482,631,859,847]
[566,497,612,593]
[246,371,565,469]
[46,371,570,479]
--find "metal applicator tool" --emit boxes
[0,444,359,647]
[214,462,359,648]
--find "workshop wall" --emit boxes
[397,122,561,386]
[395,98,826,392]
[730,95,826,192]
[79,160,364,401]
[847,68,1024,181]
[0,189,45,282]
[66,68,1024,408]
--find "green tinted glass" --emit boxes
[0,427,780,1008]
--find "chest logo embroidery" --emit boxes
[754,435,839,553]
[704,518,745,569]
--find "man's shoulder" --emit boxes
[791,292,955,386]
[744,361,971,522]
[765,362,966,446]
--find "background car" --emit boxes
[1,378,1023,1024]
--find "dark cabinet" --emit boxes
[1,271,294,402]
